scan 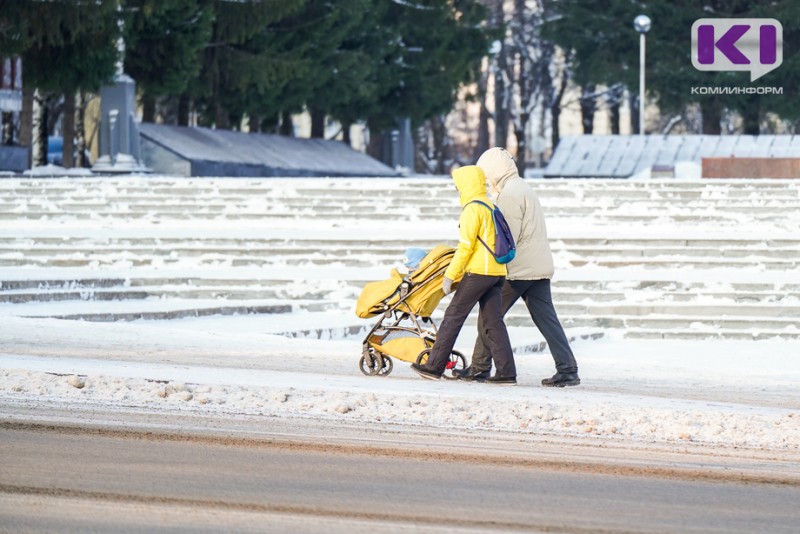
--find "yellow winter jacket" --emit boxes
[444,165,507,281]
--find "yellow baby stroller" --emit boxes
[355,244,467,377]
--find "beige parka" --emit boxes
[476,148,555,280]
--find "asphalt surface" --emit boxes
[2,417,800,533]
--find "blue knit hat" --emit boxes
[402,248,427,269]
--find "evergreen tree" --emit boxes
[12,1,119,165]
[360,0,490,165]
[191,0,307,128]
[368,0,490,130]
[123,0,214,123]
[285,0,375,139]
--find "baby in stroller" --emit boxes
[355,245,467,377]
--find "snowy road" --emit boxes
[2,416,800,533]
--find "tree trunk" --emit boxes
[31,90,48,167]
[629,92,640,135]
[20,86,34,167]
[494,15,509,148]
[310,108,325,138]
[177,93,191,126]
[514,126,527,176]
[142,93,157,123]
[1,112,12,144]
[62,93,76,169]
[261,115,279,134]
[608,91,621,135]
[514,105,529,175]
[431,115,448,175]
[701,101,722,134]
[609,102,620,135]
[367,129,384,162]
[279,111,294,137]
[473,60,491,161]
[248,114,260,134]
[341,121,352,146]
[75,92,88,168]
[489,0,508,149]
[511,0,533,168]
[580,84,596,134]
[214,103,230,129]
[475,102,491,159]
[741,102,760,135]
[549,68,568,152]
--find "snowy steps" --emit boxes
[2,237,799,269]
[1,178,799,227]
[2,177,799,340]
[2,274,798,338]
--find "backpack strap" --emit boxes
[465,200,496,258]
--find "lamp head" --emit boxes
[633,14,651,33]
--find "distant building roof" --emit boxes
[544,135,800,178]
[140,123,398,177]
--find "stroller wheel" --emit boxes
[376,355,393,377]
[415,349,467,380]
[359,353,382,376]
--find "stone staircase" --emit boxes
[1,177,798,341]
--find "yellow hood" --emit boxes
[452,165,487,206]
[444,165,506,280]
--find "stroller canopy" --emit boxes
[355,245,455,318]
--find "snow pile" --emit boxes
[1,331,798,450]
[1,361,797,449]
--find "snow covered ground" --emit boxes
[1,176,799,453]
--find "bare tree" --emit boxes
[500,0,563,173]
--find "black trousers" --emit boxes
[425,273,516,378]
[471,279,578,375]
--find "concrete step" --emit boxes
[0,289,148,304]
[0,248,800,267]
[550,314,800,333]
[4,281,797,312]
[623,329,800,341]
[4,206,798,221]
[13,181,795,193]
[549,302,800,318]
[0,286,333,304]
[23,304,292,322]
[4,256,796,270]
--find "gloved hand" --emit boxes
[442,277,455,295]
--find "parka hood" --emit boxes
[452,165,488,206]
[476,147,519,193]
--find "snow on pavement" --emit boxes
[1,317,798,450]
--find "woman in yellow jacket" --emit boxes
[411,165,517,384]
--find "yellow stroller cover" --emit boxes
[355,245,454,319]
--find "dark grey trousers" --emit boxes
[471,279,578,375]
[425,273,516,378]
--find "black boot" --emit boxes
[486,374,516,385]
[453,367,491,382]
[541,372,580,387]
[411,363,442,380]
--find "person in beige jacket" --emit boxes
[455,147,580,387]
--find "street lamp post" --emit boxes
[633,15,651,135]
